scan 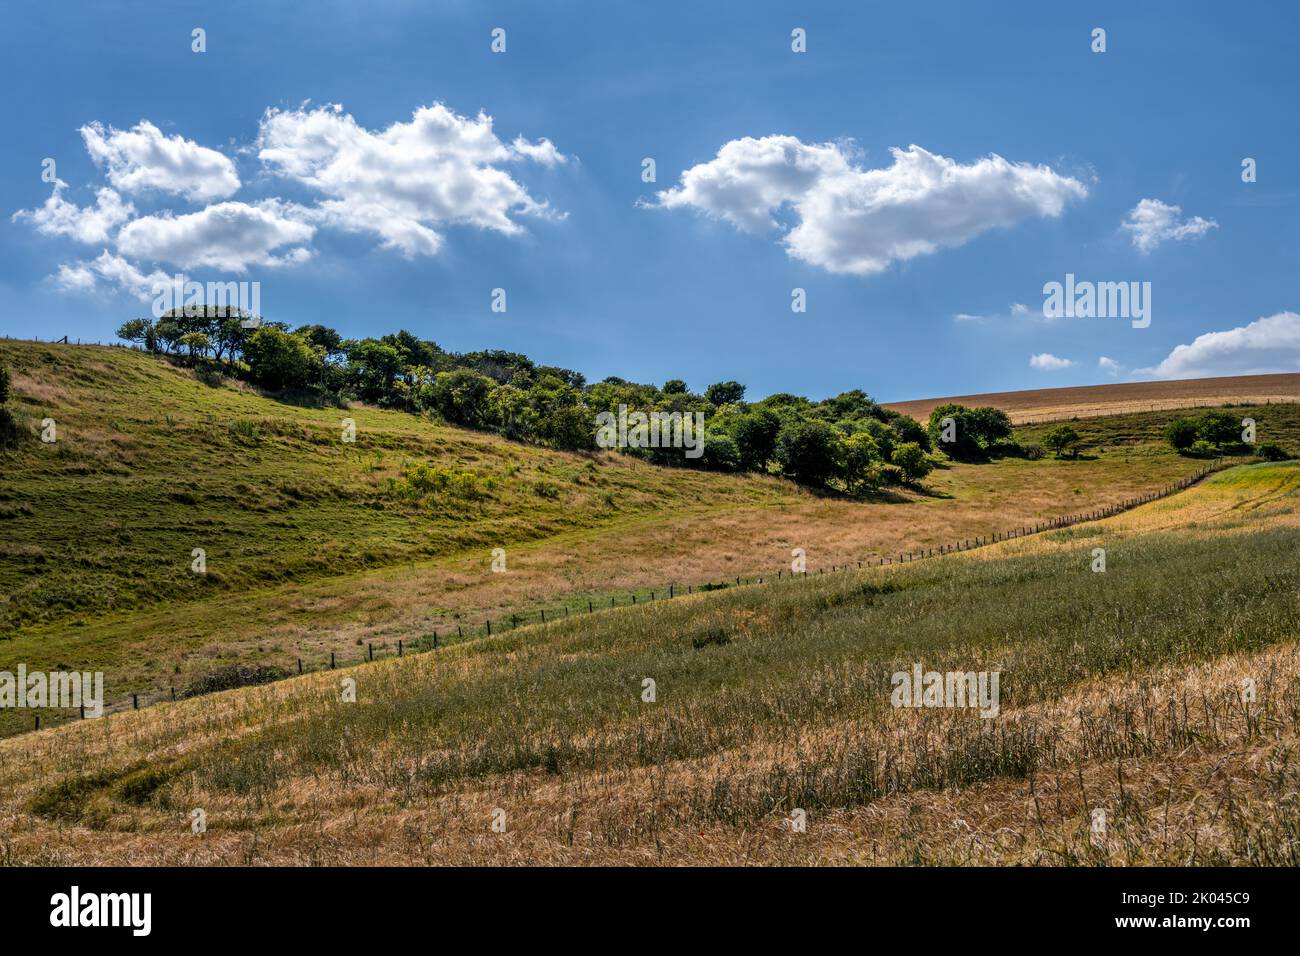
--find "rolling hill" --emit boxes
[3,340,1299,739]
[3,461,1297,865]
[884,372,1300,424]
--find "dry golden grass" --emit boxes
[2,463,1297,866]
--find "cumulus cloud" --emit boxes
[256,102,563,257]
[11,181,134,244]
[650,137,1087,276]
[1098,356,1121,375]
[53,251,171,301]
[116,200,315,272]
[82,120,240,203]
[1030,352,1075,370]
[1121,198,1217,253]
[1139,312,1300,378]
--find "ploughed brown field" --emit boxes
[884,372,1300,424]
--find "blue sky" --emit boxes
[2,0,1297,402]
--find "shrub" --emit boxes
[1043,424,1082,459]
[1189,439,1217,458]
[0,362,10,404]
[775,419,841,486]
[1256,442,1290,461]
[1164,418,1198,452]
[0,407,25,449]
[1020,443,1045,461]
[891,441,933,481]
[1196,410,1241,447]
[182,663,290,699]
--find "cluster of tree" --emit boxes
[1164,409,1291,460]
[924,403,1016,459]
[117,313,942,493]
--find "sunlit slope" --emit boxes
[4,462,1297,866]
[0,340,795,632]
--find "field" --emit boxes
[1,461,1297,865]
[884,372,1300,424]
[6,341,1300,737]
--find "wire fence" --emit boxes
[15,458,1230,735]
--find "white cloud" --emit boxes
[1030,352,1075,370]
[116,200,315,272]
[53,251,171,301]
[954,312,985,322]
[1010,302,1031,316]
[510,135,567,166]
[651,138,1087,276]
[1139,312,1300,378]
[1121,198,1217,254]
[1098,356,1121,375]
[256,102,562,257]
[11,181,134,244]
[81,120,240,203]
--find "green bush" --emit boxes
[891,441,933,481]
[0,406,25,449]
[1043,424,1082,459]
[0,362,10,404]
[1256,442,1290,461]
[775,419,841,486]
[1164,418,1198,452]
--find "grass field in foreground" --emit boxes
[2,461,1297,866]
[4,340,1300,737]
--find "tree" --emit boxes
[775,419,841,486]
[731,408,781,472]
[841,432,883,495]
[0,362,10,404]
[177,331,211,361]
[1164,418,1197,452]
[243,327,319,391]
[117,318,159,352]
[705,381,746,406]
[928,404,981,459]
[662,379,688,395]
[430,368,497,428]
[1042,424,1082,459]
[969,406,1013,446]
[1196,410,1239,448]
[891,441,933,481]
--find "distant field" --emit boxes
[884,372,1300,424]
[3,462,1297,866]
[3,341,1299,738]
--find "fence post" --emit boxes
[133,694,139,710]
[297,658,303,674]
[486,620,492,635]
[398,640,403,657]
[330,652,335,669]
[35,715,40,731]
[588,600,593,612]
[541,609,546,622]
[368,643,373,661]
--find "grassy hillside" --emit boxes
[3,461,1297,865]
[4,340,1300,739]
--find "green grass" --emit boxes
[0,341,793,631]
[7,463,1299,865]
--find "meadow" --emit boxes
[1,462,1296,865]
[3,340,1299,738]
